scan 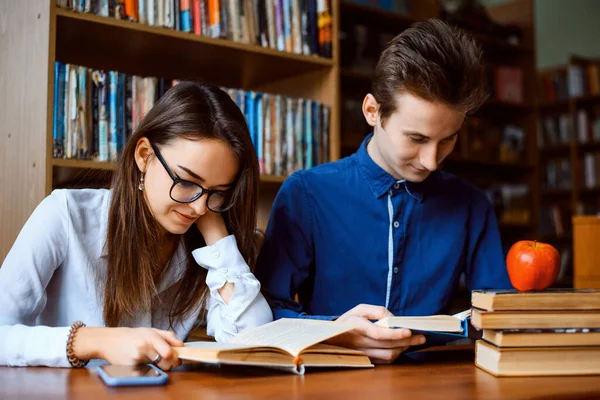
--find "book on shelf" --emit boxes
[493,66,523,104]
[482,328,600,348]
[52,62,330,176]
[471,289,600,311]
[56,0,332,58]
[475,340,600,377]
[175,318,373,374]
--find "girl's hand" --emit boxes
[195,211,228,245]
[73,327,184,370]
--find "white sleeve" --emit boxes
[0,190,73,367]
[192,235,273,343]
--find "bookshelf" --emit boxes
[338,0,540,253]
[537,55,600,286]
[0,0,340,260]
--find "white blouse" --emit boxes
[0,189,273,367]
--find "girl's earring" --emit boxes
[138,173,145,191]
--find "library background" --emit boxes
[2,0,600,306]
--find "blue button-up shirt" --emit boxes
[255,134,512,320]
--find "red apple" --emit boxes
[506,240,560,292]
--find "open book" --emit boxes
[375,309,471,347]
[174,319,373,374]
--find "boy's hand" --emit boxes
[326,304,426,364]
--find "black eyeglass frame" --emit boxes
[150,143,235,213]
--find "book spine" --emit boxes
[147,0,156,25]
[291,0,300,54]
[282,0,291,52]
[91,70,99,159]
[53,62,66,158]
[181,0,192,32]
[193,0,202,34]
[117,72,125,155]
[157,0,165,26]
[138,0,146,23]
[286,97,293,174]
[174,0,181,30]
[296,98,304,169]
[124,0,138,21]
[68,66,78,159]
[125,74,133,141]
[305,99,312,168]
[98,71,109,162]
[256,93,264,174]
[274,0,284,51]
[322,104,329,163]
[264,94,272,175]
[108,71,118,161]
[99,0,109,16]
[77,66,88,158]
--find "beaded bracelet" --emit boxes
[66,321,90,368]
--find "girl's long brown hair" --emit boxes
[103,82,259,327]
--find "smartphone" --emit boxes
[96,364,169,387]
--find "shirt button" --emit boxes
[393,221,400,228]
[222,268,228,274]
[394,183,400,189]
[212,252,220,259]
[394,267,399,274]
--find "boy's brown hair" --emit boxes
[372,19,488,123]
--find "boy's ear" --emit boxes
[134,137,153,173]
[362,94,379,127]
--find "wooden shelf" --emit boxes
[499,222,533,231]
[340,68,372,82]
[540,144,571,156]
[574,94,600,106]
[443,157,534,171]
[577,141,600,152]
[579,187,600,196]
[539,233,573,243]
[472,33,533,55]
[484,98,532,110]
[537,98,570,110]
[542,188,572,197]
[537,94,600,109]
[52,158,116,170]
[55,9,333,90]
[339,1,416,25]
[52,158,287,183]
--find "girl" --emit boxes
[0,82,273,369]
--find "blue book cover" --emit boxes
[305,99,312,169]
[376,310,471,348]
[255,93,264,174]
[245,91,255,152]
[117,72,125,155]
[108,71,118,161]
[53,62,66,158]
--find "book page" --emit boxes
[452,309,471,320]
[229,318,354,357]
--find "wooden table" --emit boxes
[1,348,599,399]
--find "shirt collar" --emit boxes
[355,133,427,203]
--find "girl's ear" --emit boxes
[134,137,153,173]
[362,93,380,127]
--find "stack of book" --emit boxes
[472,289,600,376]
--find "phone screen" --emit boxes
[99,365,162,378]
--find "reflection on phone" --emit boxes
[100,365,161,378]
